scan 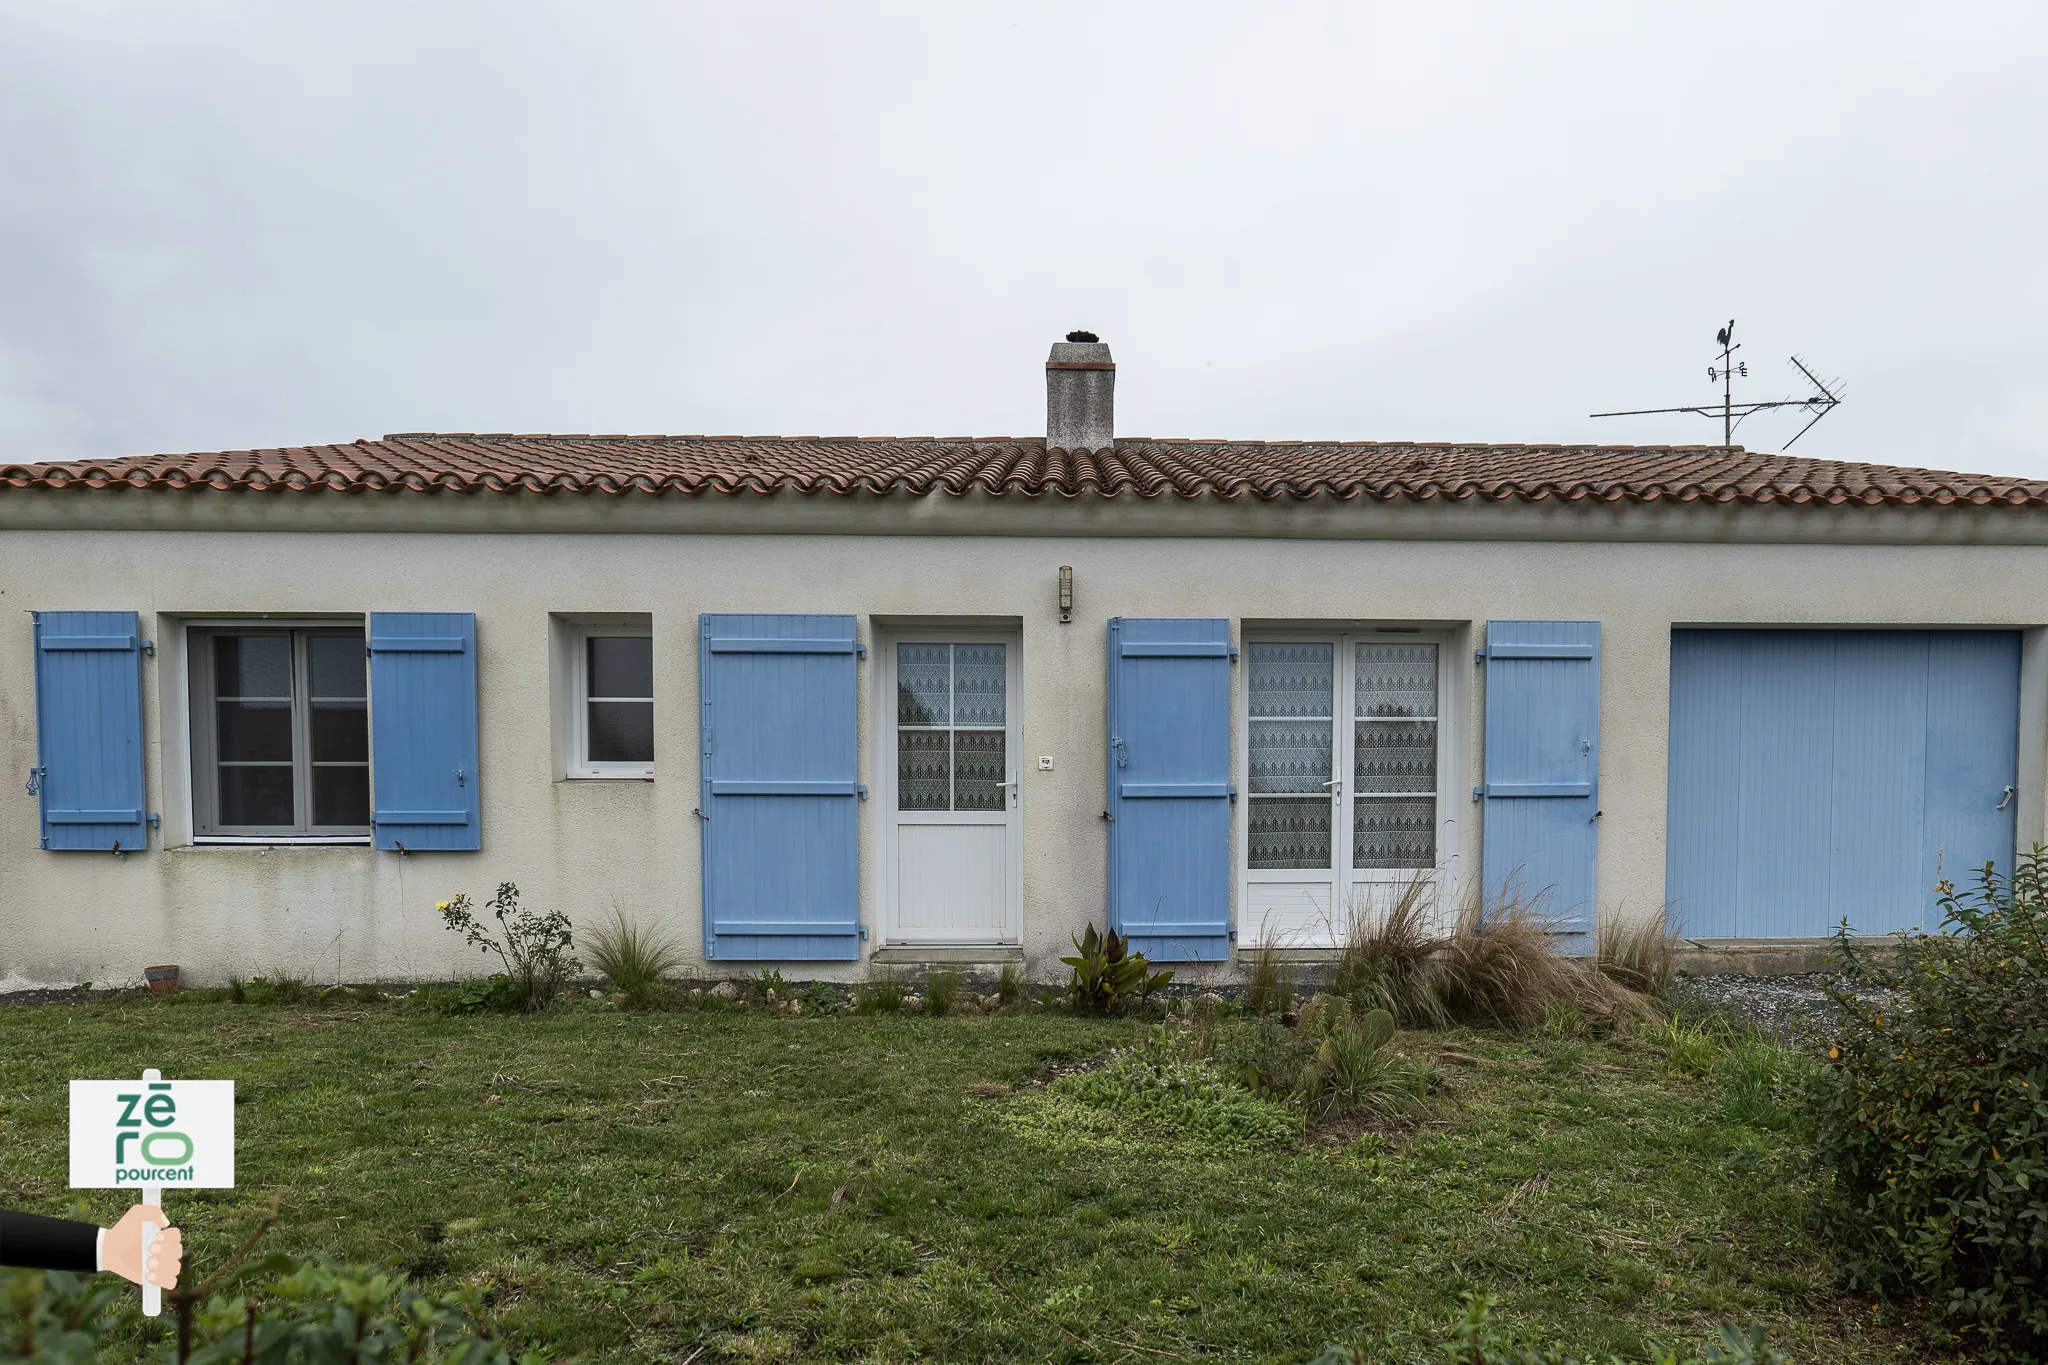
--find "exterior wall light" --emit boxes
[1058,566,1073,623]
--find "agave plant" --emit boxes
[1061,923,1173,1014]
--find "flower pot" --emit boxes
[143,965,180,994]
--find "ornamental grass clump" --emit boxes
[1330,879,1450,1028]
[1804,850,2048,1357]
[583,905,684,1008]
[436,883,579,1013]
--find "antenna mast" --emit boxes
[1591,319,1844,449]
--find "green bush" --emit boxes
[1804,850,2048,1357]
[1052,1031,1298,1154]
[1292,1005,1431,1124]
[0,1259,536,1363]
[427,974,524,1016]
[436,884,579,1013]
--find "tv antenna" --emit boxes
[1591,320,1845,449]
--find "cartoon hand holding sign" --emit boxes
[67,1068,234,1315]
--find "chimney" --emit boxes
[1046,330,1114,450]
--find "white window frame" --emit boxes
[567,624,655,780]
[1236,625,1465,947]
[181,616,374,846]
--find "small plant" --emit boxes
[436,883,580,1013]
[997,960,1024,1008]
[1596,909,1679,996]
[1716,1037,1807,1130]
[431,974,524,1016]
[790,981,847,1015]
[1293,1005,1429,1124]
[1062,923,1173,1015]
[854,967,908,1015]
[584,906,684,1007]
[1644,1013,1724,1078]
[924,968,962,1016]
[750,967,788,1001]
[229,975,315,1007]
[1243,941,1295,1016]
[1043,1028,1299,1154]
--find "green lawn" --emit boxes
[0,996,1933,1362]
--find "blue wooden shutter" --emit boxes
[699,614,862,961]
[368,612,479,851]
[31,611,149,852]
[1478,620,1600,946]
[1106,617,1234,962]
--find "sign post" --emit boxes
[69,1068,234,1316]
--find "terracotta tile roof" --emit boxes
[4,434,2044,508]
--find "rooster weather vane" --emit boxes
[1592,320,1844,449]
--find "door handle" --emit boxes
[1998,785,2016,811]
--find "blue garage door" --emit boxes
[1666,629,2020,937]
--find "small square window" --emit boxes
[190,625,370,838]
[571,629,654,778]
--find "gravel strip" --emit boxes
[1668,972,1893,1044]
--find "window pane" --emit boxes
[954,729,1007,810]
[307,634,367,699]
[311,703,367,762]
[1354,719,1436,793]
[588,701,654,763]
[897,729,949,811]
[1354,796,1436,869]
[1248,718,1332,794]
[897,644,949,725]
[219,764,293,826]
[1248,796,1332,870]
[1355,643,1437,718]
[1250,642,1332,717]
[588,636,653,699]
[312,766,370,827]
[953,645,1006,726]
[217,700,294,762]
[215,635,291,699]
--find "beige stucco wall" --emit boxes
[2,489,2046,989]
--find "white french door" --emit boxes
[879,633,1023,944]
[1240,634,1456,947]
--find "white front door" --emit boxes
[882,634,1022,944]
[1241,634,1456,947]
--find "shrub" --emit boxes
[1062,924,1172,1015]
[997,960,1023,1007]
[228,975,315,1007]
[1331,880,1450,1027]
[1596,910,1678,997]
[0,1258,537,1364]
[749,968,787,1002]
[583,907,683,1007]
[1804,851,2048,1355]
[436,884,579,1013]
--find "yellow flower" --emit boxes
[436,900,450,912]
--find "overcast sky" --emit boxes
[2,3,2044,476]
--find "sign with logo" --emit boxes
[69,1075,234,1190]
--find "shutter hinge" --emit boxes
[1228,925,1238,943]
[147,812,161,828]
[856,642,867,660]
[859,923,869,940]
[138,639,156,657]
[857,784,868,801]
[1228,785,1238,803]
[1229,644,1239,661]
[1473,786,1485,803]
[1475,647,1487,664]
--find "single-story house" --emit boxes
[3,336,2046,988]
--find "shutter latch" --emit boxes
[24,766,44,798]
[456,767,465,787]
[1111,736,1128,769]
